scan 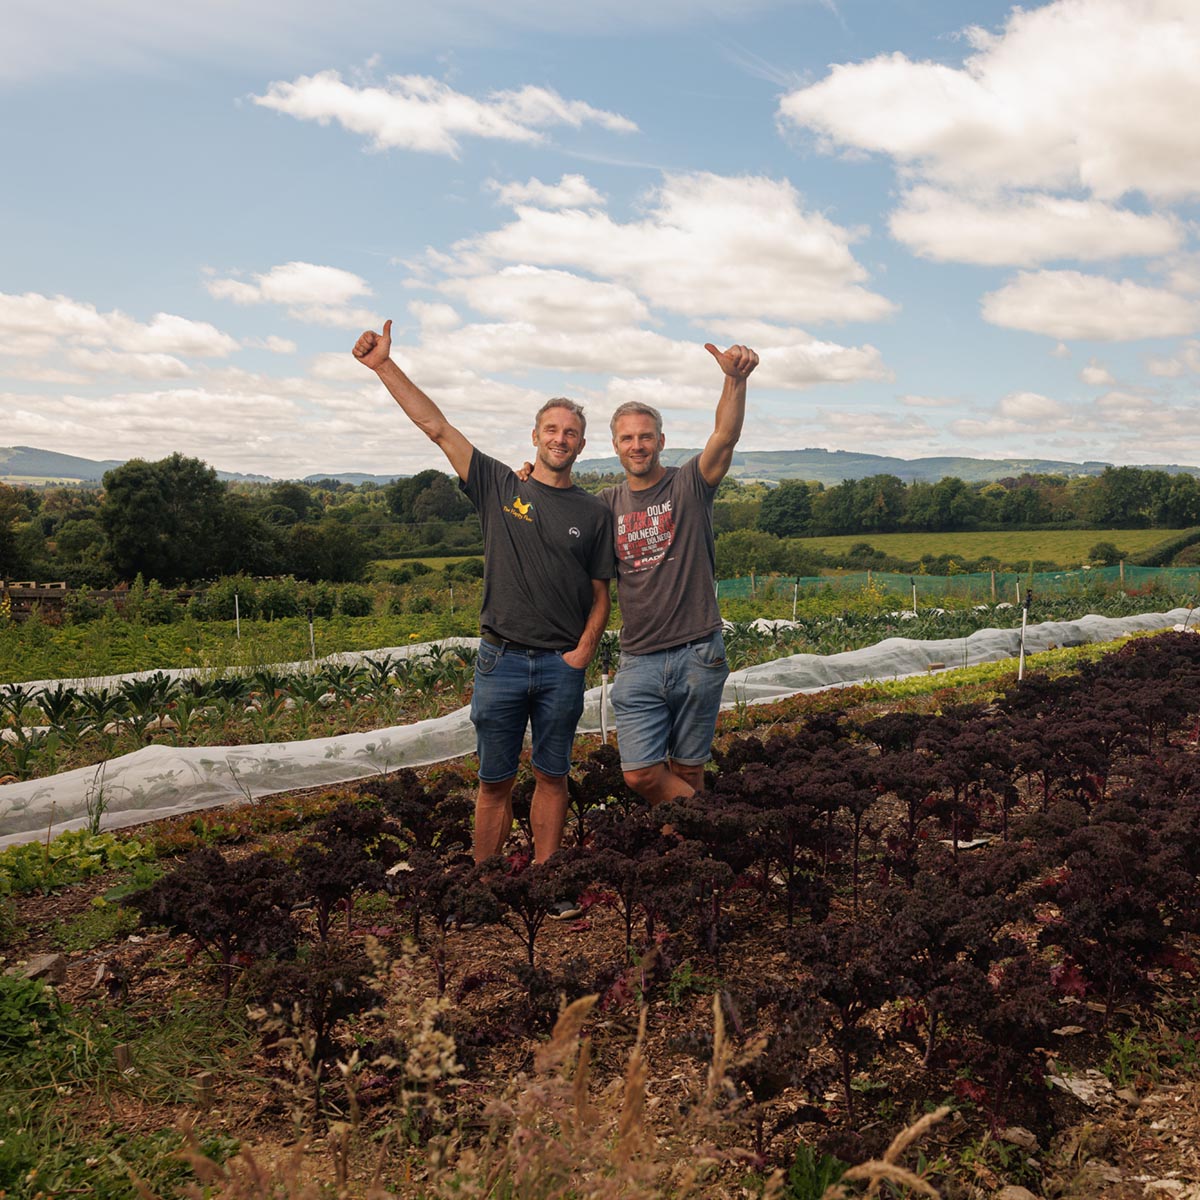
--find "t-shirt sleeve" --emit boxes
[461,449,514,510]
[460,447,484,506]
[683,454,719,499]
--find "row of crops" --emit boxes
[2,588,1192,787]
[10,627,1197,1193]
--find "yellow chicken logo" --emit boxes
[512,496,531,516]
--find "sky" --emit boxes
[3,0,1200,480]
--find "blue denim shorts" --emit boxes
[610,630,730,771]
[469,640,586,782]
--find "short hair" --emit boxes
[609,400,663,440]
[535,397,587,438]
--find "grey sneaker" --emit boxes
[548,898,583,921]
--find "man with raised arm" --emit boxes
[603,342,758,806]
[353,320,612,880]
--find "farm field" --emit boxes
[372,556,479,571]
[4,631,1200,1197]
[1,588,1189,785]
[2,575,1188,687]
[0,611,480,686]
[800,527,1187,564]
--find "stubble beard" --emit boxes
[620,448,660,479]
[537,444,578,478]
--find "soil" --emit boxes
[6,714,1200,1199]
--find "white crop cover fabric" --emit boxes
[0,608,1191,848]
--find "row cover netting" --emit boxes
[0,608,1191,848]
[716,564,1200,601]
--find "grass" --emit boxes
[372,556,478,571]
[0,984,253,1198]
[50,899,141,951]
[799,528,1188,564]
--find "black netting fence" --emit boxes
[715,564,1200,602]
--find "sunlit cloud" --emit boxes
[252,71,636,157]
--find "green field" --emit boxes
[800,528,1187,565]
[0,475,85,486]
[373,556,478,571]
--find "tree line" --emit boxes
[752,466,1200,539]
[2,455,1197,588]
[0,455,481,587]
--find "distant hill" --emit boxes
[575,447,1200,486]
[0,446,270,485]
[7,444,1200,489]
[0,446,125,484]
[302,472,404,486]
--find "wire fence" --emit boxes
[716,564,1200,603]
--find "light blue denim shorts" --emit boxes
[611,630,729,770]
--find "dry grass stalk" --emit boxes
[819,1105,950,1200]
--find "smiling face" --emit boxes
[532,404,586,477]
[612,411,666,483]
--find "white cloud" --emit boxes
[889,187,1183,267]
[1162,255,1200,295]
[207,262,377,328]
[981,270,1200,341]
[1079,361,1116,386]
[997,391,1069,422]
[808,409,939,452]
[944,385,1200,463]
[450,172,894,325]
[602,376,712,414]
[490,174,605,209]
[65,349,192,379]
[443,266,653,331]
[252,71,636,157]
[410,302,464,334]
[1146,340,1200,377]
[779,0,1200,202]
[0,363,90,385]
[0,291,238,365]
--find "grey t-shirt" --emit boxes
[461,449,613,650]
[601,456,721,655]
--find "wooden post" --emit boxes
[194,1071,215,1109]
[991,569,996,601]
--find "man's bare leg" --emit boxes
[473,777,516,863]
[670,760,707,793]
[530,767,570,863]
[622,763,695,807]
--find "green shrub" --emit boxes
[191,574,258,621]
[338,584,375,616]
[445,557,485,580]
[257,576,304,619]
[62,591,105,624]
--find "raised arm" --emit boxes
[562,579,611,670]
[697,342,759,488]
[353,319,474,481]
